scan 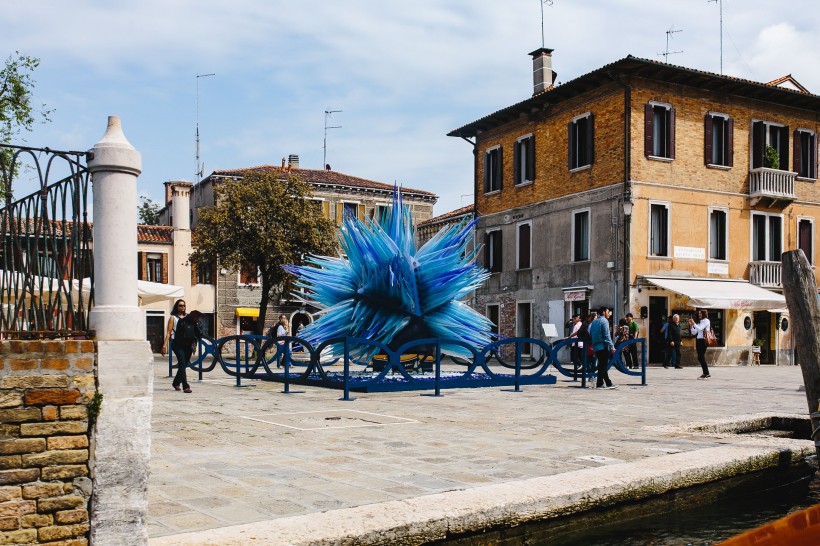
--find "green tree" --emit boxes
[189,169,336,334]
[138,194,161,225]
[0,52,52,196]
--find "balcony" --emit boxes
[749,261,781,288]
[748,167,796,207]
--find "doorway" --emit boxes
[145,314,165,354]
[753,311,772,364]
[648,296,668,363]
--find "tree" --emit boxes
[0,52,52,196]
[138,195,160,225]
[189,169,336,334]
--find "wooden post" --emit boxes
[780,249,820,460]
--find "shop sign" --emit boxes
[564,291,587,302]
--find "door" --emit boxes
[753,311,772,363]
[648,296,668,363]
[146,316,165,354]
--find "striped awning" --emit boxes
[235,307,260,318]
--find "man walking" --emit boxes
[625,312,640,369]
[590,306,617,389]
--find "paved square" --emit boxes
[241,409,418,430]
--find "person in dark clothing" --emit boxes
[667,314,682,369]
[689,309,711,379]
[625,313,640,370]
[590,307,617,389]
[171,310,205,393]
[615,318,634,369]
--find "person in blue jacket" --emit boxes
[590,306,618,390]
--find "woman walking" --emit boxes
[161,299,191,392]
[689,310,711,379]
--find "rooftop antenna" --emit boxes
[658,26,683,64]
[539,0,554,48]
[196,72,215,182]
[323,109,342,168]
[708,0,723,74]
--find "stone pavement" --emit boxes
[146,358,811,543]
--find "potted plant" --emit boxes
[764,145,781,170]
[752,338,764,353]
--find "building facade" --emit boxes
[449,50,820,366]
[162,158,437,338]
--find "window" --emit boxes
[484,146,503,193]
[485,229,502,273]
[568,113,594,169]
[798,218,814,264]
[794,129,817,179]
[644,103,675,159]
[705,113,733,167]
[343,202,359,218]
[486,304,500,337]
[373,204,390,223]
[144,253,163,283]
[517,222,531,270]
[751,121,788,170]
[751,212,783,262]
[516,302,532,356]
[649,203,670,257]
[195,261,214,285]
[514,135,535,185]
[239,263,260,285]
[709,209,727,260]
[571,209,589,262]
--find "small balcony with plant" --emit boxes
[749,145,797,207]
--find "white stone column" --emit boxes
[87,116,153,546]
[88,115,143,341]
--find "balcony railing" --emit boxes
[749,167,796,202]
[749,261,781,288]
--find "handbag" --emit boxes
[705,328,718,347]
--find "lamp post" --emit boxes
[622,196,633,317]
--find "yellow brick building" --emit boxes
[449,50,819,366]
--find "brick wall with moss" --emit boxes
[0,340,96,545]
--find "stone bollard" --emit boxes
[87,116,154,546]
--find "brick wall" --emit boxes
[0,340,96,545]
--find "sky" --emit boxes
[4,0,820,217]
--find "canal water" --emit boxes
[438,459,820,545]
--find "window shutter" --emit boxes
[568,121,574,169]
[494,231,503,272]
[483,151,490,193]
[586,114,595,166]
[161,253,168,284]
[527,134,536,181]
[137,252,144,281]
[780,126,789,170]
[358,205,365,221]
[644,104,654,157]
[668,107,676,160]
[322,201,330,219]
[336,203,344,226]
[814,134,818,179]
[793,129,801,174]
[752,121,764,168]
[513,141,520,184]
[726,117,734,167]
[191,262,198,286]
[704,115,713,165]
[484,232,491,269]
[496,147,503,191]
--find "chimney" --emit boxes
[170,182,192,231]
[529,48,555,95]
[288,154,299,169]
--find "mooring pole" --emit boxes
[780,249,820,461]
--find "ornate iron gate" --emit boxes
[0,144,93,339]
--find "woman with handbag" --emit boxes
[689,310,711,379]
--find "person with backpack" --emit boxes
[170,310,204,393]
[161,299,186,358]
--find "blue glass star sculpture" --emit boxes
[284,189,492,359]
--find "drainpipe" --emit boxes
[609,71,632,315]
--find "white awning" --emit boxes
[74,278,184,305]
[641,276,786,311]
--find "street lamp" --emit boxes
[622,196,633,322]
[622,197,633,217]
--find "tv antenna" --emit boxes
[658,26,683,63]
[195,72,215,182]
[708,0,724,74]
[539,0,554,48]
[323,109,342,168]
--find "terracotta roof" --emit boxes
[208,166,437,200]
[418,204,475,227]
[766,74,810,93]
[137,225,173,244]
[450,55,820,138]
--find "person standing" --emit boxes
[169,310,204,393]
[625,313,640,370]
[661,316,673,368]
[689,310,711,379]
[566,314,583,370]
[590,307,617,389]
[275,314,289,337]
[668,314,682,369]
[161,299,186,384]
